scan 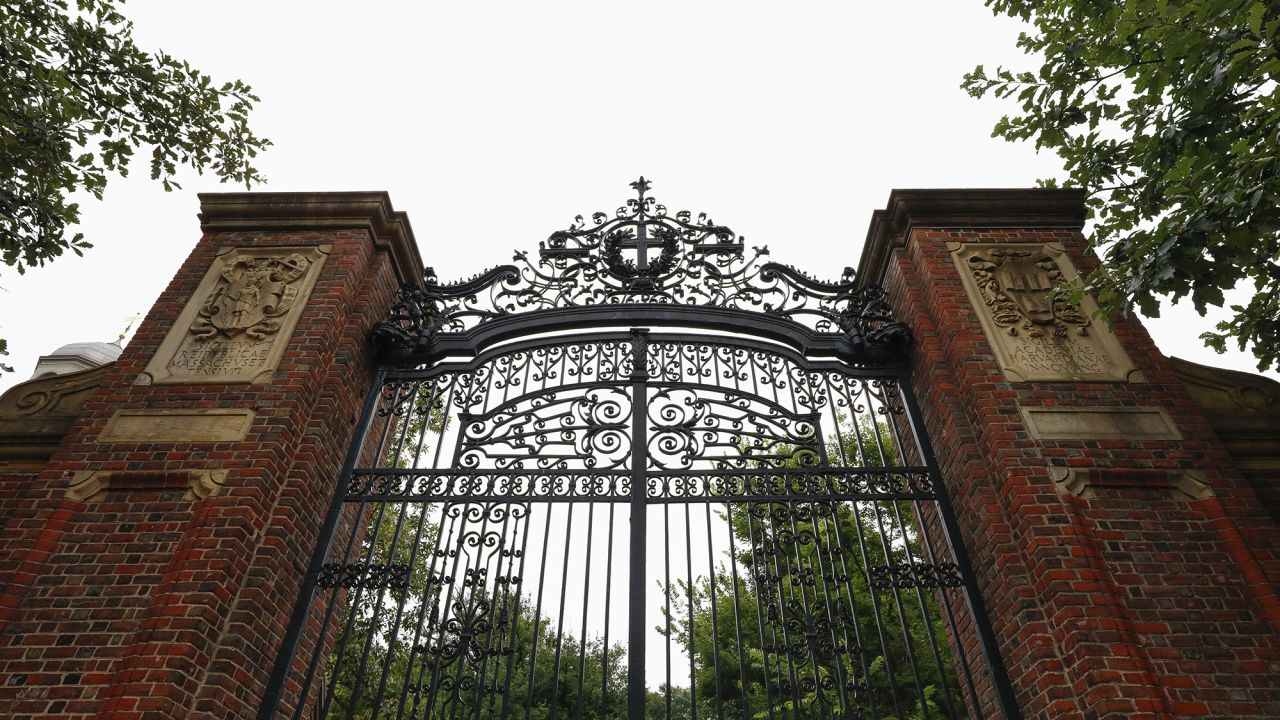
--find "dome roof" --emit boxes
[30,340,123,378]
[49,341,123,363]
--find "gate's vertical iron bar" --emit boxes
[548,502,577,720]
[303,380,406,720]
[600,499,618,718]
[813,378,853,716]
[473,501,521,720]
[399,500,455,720]
[773,506,803,720]
[743,503,792,720]
[702,503,722,720]
[857,383,933,720]
[499,499,536,719]
[732,353,778,720]
[878,441,964,720]
[819,508,876,720]
[574,501,596,720]
[524,501,557,720]
[820,376,881,720]
[398,374,463,720]
[897,372,1023,720]
[368,378,442,719]
[664,503,672,719]
[256,366,388,720]
[683,504,698,720]
[329,398,415,720]
[599,335,623,717]
[722,501,757,720]
[712,349,749,719]
[320,382,410,720]
[839,381,909,719]
[628,329,650,720]
[767,365,803,720]
[783,497,834,712]
[448,503,497,720]
[880,386,984,716]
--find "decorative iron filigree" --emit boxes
[316,561,411,590]
[369,179,911,361]
[868,562,964,590]
[646,386,823,470]
[410,503,528,717]
[737,500,874,716]
[457,386,631,470]
[345,471,631,501]
[645,469,934,501]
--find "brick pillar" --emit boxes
[0,193,421,719]
[860,190,1280,719]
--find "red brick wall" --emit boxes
[883,225,1280,719]
[0,225,402,719]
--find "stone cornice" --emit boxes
[858,188,1087,286]
[197,191,424,286]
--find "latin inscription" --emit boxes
[1008,335,1110,376]
[168,341,272,377]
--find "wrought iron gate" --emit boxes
[258,180,1021,720]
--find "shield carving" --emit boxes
[992,253,1055,325]
[191,254,312,340]
[968,249,1090,337]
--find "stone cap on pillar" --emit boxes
[859,188,1086,286]
[197,191,424,285]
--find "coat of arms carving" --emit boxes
[190,254,312,340]
[967,249,1089,338]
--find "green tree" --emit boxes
[331,583,629,720]
[963,1,1280,370]
[1,0,269,370]
[660,419,966,719]
[646,684,693,720]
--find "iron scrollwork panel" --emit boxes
[457,385,632,471]
[405,502,530,719]
[646,385,825,470]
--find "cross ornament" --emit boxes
[617,176,667,271]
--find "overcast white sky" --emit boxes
[1,0,1274,391]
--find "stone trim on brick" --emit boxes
[65,468,229,502]
[1048,466,1213,501]
[950,241,1142,383]
[858,188,1087,288]
[98,407,257,442]
[197,191,423,285]
[139,244,330,385]
[1019,406,1181,440]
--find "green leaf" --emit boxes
[0,0,269,373]
[963,0,1280,370]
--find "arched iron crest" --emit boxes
[369,178,911,365]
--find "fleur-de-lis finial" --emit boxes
[630,176,651,197]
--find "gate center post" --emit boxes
[627,328,650,720]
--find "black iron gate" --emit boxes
[258,180,1021,720]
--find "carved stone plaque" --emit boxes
[1020,406,1180,440]
[950,242,1141,382]
[140,245,329,384]
[100,408,257,442]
